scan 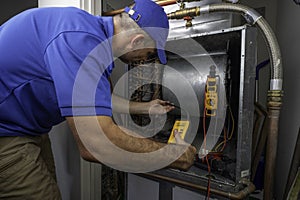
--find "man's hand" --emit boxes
[168,144,197,171]
[167,130,197,171]
[173,129,187,145]
[128,98,175,115]
[147,99,175,115]
[112,94,174,115]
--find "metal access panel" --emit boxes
[125,25,257,198]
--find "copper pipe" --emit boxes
[156,0,201,6]
[155,0,177,7]
[102,8,125,16]
[102,0,179,16]
[144,173,255,199]
[264,90,283,200]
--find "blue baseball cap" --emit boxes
[124,0,169,64]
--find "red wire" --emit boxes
[203,81,211,200]
[205,155,211,200]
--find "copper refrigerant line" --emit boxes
[105,1,283,199]
[102,0,198,16]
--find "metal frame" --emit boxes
[235,26,257,181]
[79,1,102,199]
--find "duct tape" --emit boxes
[244,9,262,25]
[199,5,210,14]
[270,79,283,90]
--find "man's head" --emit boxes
[112,0,169,65]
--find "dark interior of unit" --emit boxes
[126,28,249,192]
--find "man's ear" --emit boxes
[130,34,145,49]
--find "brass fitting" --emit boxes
[167,7,200,19]
[267,90,283,107]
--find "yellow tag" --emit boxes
[167,120,190,144]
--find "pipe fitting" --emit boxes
[270,78,283,91]
[243,9,262,25]
[167,7,200,19]
[267,90,283,107]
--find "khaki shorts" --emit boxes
[0,134,61,200]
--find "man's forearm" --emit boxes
[112,93,148,114]
[103,118,195,170]
[67,116,196,171]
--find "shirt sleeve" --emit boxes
[44,31,114,117]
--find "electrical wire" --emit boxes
[227,106,235,140]
[211,88,235,153]
[214,127,227,152]
[203,86,211,200]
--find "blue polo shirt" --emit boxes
[0,7,115,136]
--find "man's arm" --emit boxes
[66,115,196,171]
[112,94,174,115]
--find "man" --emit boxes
[0,0,196,199]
